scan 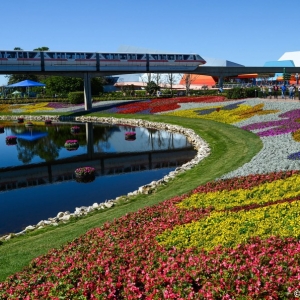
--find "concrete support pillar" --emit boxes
[84,72,92,111]
[86,123,94,159]
[218,76,224,88]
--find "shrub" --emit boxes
[226,87,246,99]
[68,92,84,104]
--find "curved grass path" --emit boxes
[0,113,262,281]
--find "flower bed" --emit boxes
[2,99,300,298]
[1,171,300,298]
[101,96,226,114]
[64,139,79,151]
[5,135,17,145]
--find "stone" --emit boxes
[59,215,71,222]
[25,225,35,231]
[57,212,64,218]
[104,202,114,208]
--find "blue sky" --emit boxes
[0,0,299,85]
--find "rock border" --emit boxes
[0,116,210,241]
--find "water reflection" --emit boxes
[0,121,192,168]
[0,121,196,235]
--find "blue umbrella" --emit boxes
[7,80,45,97]
[6,80,45,87]
[16,131,48,142]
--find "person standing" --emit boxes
[289,85,295,99]
[273,84,279,99]
[261,85,266,98]
[268,85,272,99]
[281,84,286,99]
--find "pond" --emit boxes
[0,120,196,235]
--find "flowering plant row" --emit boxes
[1,171,299,299]
[177,173,300,210]
[103,96,226,114]
[164,102,278,124]
[158,173,300,251]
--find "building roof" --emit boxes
[278,51,300,66]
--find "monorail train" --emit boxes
[0,50,206,73]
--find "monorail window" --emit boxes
[111,54,118,59]
[102,53,110,59]
[128,54,136,60]
[137,54,144,60]
[152,55,158,60]
[176,55,183,60]
[183,55,190,60]
[86,53,93,59]
[0,52,5,58]
[160,54,166,60]
[167,55,174,60]
[119,54,127,60]
[66,53,75,59]
[30,52,39,58]
[75,53,85,59]
[45,52,55,59]
[56,53,66,59]
[17,52,28,58]
[6,52,16,58]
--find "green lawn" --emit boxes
[0,113,262,281]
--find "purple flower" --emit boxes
[241,108,300,137]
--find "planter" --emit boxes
[64,139,79,151]
[45,119,52,125]
[74,167,95,183]
[25,122,34,127]
[6,135,17,145]
[75,175,95,183]
[0,126,4,134]
[125,131,136,141]
[71,126,80,134]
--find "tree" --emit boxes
[43,76,84,96]
[121,84,135,96]
[182,74,198,95]
[141,73,153,89]
[6,74,39,85]
[33,47,49,51]
[152,73,162,87]
[164,73,178,96]
[145,81,160,96]
[91,77,105,95]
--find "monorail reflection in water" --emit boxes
[0,121,196,235]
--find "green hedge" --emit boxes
[68,92,84,104]
[226,87,257,99]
